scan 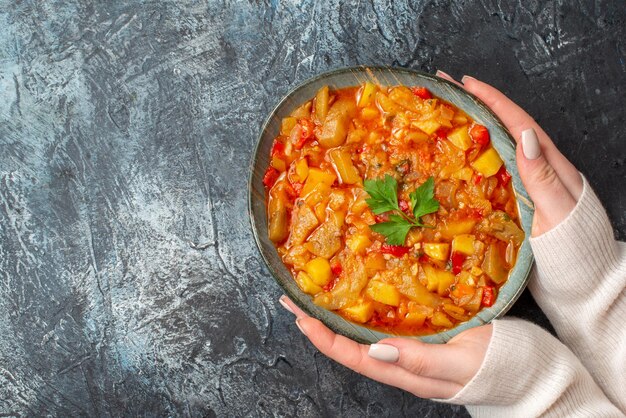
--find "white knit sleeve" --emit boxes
[528,175,626,411]
[443,318,624,418]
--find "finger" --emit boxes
[435,70,463,87]
[460,75,583,199]
[518,128,577,236]
[372,337,478,386]
[296,316,461,399]
[279,295,308,319]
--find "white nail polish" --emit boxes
[368,344,400,363]
[295,319,306,335]
[436,70,453,80]
[278,296,294,314]
[461,75,476,84]
[522,128,541,160]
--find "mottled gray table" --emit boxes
[1,1,624,416]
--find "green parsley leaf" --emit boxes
[364,174,399,215]
[365,175,440,245]
[369,215,413,246]
[410,177,440,221]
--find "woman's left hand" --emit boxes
[279,295,491,399]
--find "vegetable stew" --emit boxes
[264,82,523,335]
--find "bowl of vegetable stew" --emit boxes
[249,66,534,344]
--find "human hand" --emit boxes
[436,71,584,237]
[279,295,492,399]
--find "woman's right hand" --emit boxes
[436,71,584,237]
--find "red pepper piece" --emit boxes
[375,213,390,223]
[323,276,339,292]
[482,286,496,307]
[262,167,279,189]
[295,119,315,150]
[398,199,411,214]
[330,263,342,277]
[451,252,465,275]
[381,244,410,257]
[434,127,450,140]
[474,174,483,185]
[411,86,433,100]
[271,141,285,157]
[469,124,490,146]
[496,166,512,186]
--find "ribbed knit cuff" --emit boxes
[529,174,620,299]
[442,319,624,417]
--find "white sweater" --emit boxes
[446,176,626,417]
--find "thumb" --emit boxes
[518,128,576,236]
[369,338,476,386]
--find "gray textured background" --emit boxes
[0,1,624,416]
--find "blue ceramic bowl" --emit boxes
[249,66,534,344]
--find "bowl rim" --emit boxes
[248,65,534,343]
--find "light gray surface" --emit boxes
[0,1,624,416]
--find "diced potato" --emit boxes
[301,168,336,196]
[471,146,504,177]
[329,148,361,185]
[446,125,472,150]
[271,156,286,172]
[423,243,450,261]
[423,264,456,296]
[453,114,468,125]
[365,252,387,274]
[403,311,427,327]
[366,281,401,307]
[305,257,332,286]
[314,202,327,222]
[452,234,476,255]
[295,158,309,181]
[413,119,441,135]
[306,222,342,258]
[317,99,357,148]
[314,86,330,123]
[304,182,330,207]
[398,279,440,308]
[329,210,345,228]
[451,167,474,182]
[406,130,430,143]
[361,107,379,120]
[358,82,377,107]
[281,117,297,135]
[346,234,371,254]
[341,300,374,323]
[439,219,477,240]
[290,102,311,119]
[431,311,454,328]
[268,190,289,243]
[482,242,509,284]
[295,271,322,295]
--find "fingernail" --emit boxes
[368,343,399,363]
[522,128,541,160]
[278,295,294,314]
[436,70,454,81]
[461,75,476,84]
[295,319,307,335]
